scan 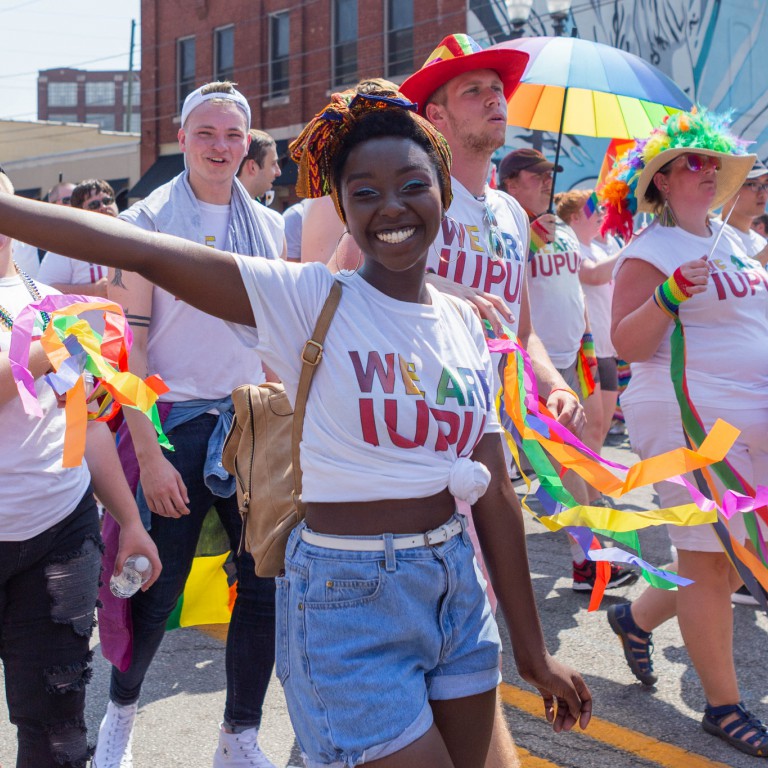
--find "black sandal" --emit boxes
[606,602,657,686]
[703,702,768,757]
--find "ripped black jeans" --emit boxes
[0,489,102,768]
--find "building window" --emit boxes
[214,25,235,82]
[87,113,116,131]
[177,36,196,113]
[85,81,115,107]
[123,75,140,107]
[48,82,77,107]
[127,112,141,133]
[386,0,414,77]
[48,112,78,123]
[269,12,290,97]
[333,0,357,86]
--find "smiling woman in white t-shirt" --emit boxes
[0,91,592,768]
[602,109,768,758]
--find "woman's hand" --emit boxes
[114,519,162,590]
[675,256,710,295]
[519,652,593,732]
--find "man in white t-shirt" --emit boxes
[399,33,595,768]
[38,179,116,297]
[721,158,768,263]
[93,82,280,768]
[401,39,585,442]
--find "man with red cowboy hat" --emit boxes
[399,33,580,768]
[400,34,587,448]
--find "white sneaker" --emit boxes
[213,726,277,768]
[92,700,137,768]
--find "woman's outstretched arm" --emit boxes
[0,195,255,326]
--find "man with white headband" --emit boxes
[93,81,281,768]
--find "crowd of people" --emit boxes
[1,29,767,768]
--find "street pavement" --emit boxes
[1,431,766,767]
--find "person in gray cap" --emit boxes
[721,158,768,262]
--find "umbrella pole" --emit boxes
[548,86,569,214]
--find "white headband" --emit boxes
[180,85,251,128]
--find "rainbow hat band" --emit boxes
[400,33,528,116]
[599,108,755,238]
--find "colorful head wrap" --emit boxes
[289,89,453,222]
[599,108,754,240]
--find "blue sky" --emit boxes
[0,0,141,121]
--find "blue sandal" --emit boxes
[606,602,657,686]
[703,702,768,757]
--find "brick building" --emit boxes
[136,0,468,207]
[38,68,141,134]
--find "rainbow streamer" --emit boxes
[670,317,768,607]
[9,295,170,467]
[483,322,765,609]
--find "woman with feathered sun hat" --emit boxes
[601,108,768,758]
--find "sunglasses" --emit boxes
[680,153,721,173]
[85,195,115,211]
[56,196,72,205]
[744,181,768,194]
[483,203,506,261]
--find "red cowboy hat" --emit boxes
[400,34,529,115]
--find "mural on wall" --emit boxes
[468,0,767,189]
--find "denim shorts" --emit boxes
[277,513,501,767]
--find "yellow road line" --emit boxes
[517,746,561,768]
[500,683,731,768]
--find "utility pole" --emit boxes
[125,18,136,132]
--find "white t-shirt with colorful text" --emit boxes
[230,259,503,503]
[428,178,528,332]
[527,219,586,368]
[616,220,768,409]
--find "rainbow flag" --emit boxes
[529,218,549,253]
[597,138,636,190]
[583,191,600,218]
[166,507,236,630]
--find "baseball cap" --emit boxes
[499,148,563,180]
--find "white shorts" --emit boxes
[623,400,768,552]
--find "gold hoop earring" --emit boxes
[659,199,677,228]
[433,241,457,266]
[333,230,363,277]
[434,214,459,265]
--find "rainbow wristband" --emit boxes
[653,267,696,319]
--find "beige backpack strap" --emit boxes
[292,280,343,504]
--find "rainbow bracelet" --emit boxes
[653,268,696,319]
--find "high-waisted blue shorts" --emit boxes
[276,513,502,767]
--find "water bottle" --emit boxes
[109,555,153,598]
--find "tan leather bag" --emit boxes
[222,281,342,577]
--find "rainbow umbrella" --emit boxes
[490,36,693,205]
